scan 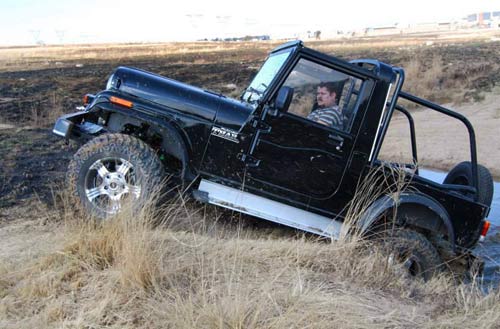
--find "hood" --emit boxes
[110,66,253,129]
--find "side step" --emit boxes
[197,179,342,239]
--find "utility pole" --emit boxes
[29,29,45,45]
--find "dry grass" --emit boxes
[0,41,275,73]
[1,180,500,328]
[400,47,499,105]
[403,55,445,103]
[0,42,268,61]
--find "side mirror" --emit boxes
[275,86,294,113]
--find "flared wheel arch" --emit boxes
[99,108,193,180]
[358,193,455,250]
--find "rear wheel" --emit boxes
[443,161,493,207]
[67,133,165,219]
[380,229,443,281]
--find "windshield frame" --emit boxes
[241,48,294,105]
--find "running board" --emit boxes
[197,179,342,239]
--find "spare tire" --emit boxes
[443,161,494,207]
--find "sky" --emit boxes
[0,0,498,45]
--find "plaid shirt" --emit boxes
[307,106,343,130]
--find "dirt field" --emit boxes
[1,31,500,327]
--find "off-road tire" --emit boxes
[381,229,443,281]
[430,235,484,282]
[67,133,165,219]
[443,161,494,207]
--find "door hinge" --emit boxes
[237,153,261,167]
[250,118,271,133]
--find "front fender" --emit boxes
[96,102,194,180]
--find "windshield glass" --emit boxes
[241,49,293,104]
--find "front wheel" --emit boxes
[67,133,165,219]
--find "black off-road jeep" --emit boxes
[53,41,493,279]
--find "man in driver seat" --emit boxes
[307,81,344,130]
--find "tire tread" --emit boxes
[67,133,165,217]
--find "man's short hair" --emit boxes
[318,81,338,94]
[318,80,346,103]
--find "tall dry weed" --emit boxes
[27,91,67,128]
[62,192,168,290]
[340,163,412,241]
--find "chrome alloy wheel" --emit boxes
[84,157,141,215]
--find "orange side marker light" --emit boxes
[110,96,133,108]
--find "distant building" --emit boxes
[492,11,500,28]
[210,35,270,42]
[363,25,399,36]
[363,21,462,37]
[464,11,500,28]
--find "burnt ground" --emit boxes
[0,51,261,218]
[1,39,499,219]
[0,128,75,209]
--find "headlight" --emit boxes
[106,73,120,90]
[106,74,114,90]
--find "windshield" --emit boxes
[241,49,293,104]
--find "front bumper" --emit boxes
[53,112,104,141]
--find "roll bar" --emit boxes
[388,91,479,201]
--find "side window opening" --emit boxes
[283,59,363,133]
[339,78,363,130]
